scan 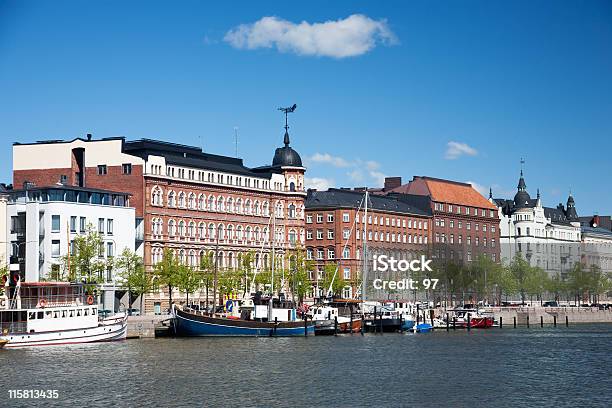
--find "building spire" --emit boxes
[278,104,297,147]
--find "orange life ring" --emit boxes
[39,299,47,308]
[87,295,94,305]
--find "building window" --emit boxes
[327,214,334,223]
[306,215,312,224]
[317,249,324,260]
[343,229,350,239]
[306,230,313,240]
[122,163,132,175]
[342,213,349,222]
[316,214,323,223]
[107,242,114,257]
[288,204,296,219]
[51,215,60,232]
[343,268,351,279]
[342,248,350,259]
[79,217,86,233]
[70,216,77,232]
[327,230,334,239]
[107,219,114,235]
[327,249,335,259]
[51,240,60,257]
[98,218,105,233]
[316,230,323,239]
[97,165,107,175]
[306,249,313,260]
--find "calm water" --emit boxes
[2,324,611,408]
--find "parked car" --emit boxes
[542,301,559,307]
[127,308,141,316]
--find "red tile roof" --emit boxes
[390,176,497,209]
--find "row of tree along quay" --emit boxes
[419,254,612,307]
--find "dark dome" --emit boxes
[272,130,302,167]
[513,190,531,208]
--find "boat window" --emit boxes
[77,309,82,317]
[62,310,67,318]
[92,308,97,315]
[37,312,44,319]
[45,311,52,318]
[69,310,74,318]
[84,309,89,316]
[28,312,36,320]
[53,311,59,318]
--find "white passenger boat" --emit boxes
[0,282,127,348]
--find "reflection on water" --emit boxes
[2,325,611,407]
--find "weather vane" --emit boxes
[278,104,297,132]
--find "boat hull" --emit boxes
[364,318,401,333]
[0,318,127,348]
[174,308,314,337]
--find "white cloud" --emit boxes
[309,152,350,168]
[305,177,335,191]
[224,14,397,58]
[347,169,364,183]
[445,141,478,160]
[369,171,387,187]
[466,181,488,197]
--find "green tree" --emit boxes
[60,224,107,284]
[116,248,142,308]
[509,255,532,304]
[153,249,180,310]
[217,268,242,300]
[567,263,590,304]
[321,263,346,297]
[287,246,314,305]
[0,259,8,297]
[199,251,214,309]
[176,264,202,305]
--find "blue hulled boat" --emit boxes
[173,305,314,337]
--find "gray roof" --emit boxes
[306,189,431,217]
[581,226,612,238]
[123,139,276,178]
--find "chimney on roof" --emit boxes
[86,133,92,141]
[384,177,402,191]
[593,215,600,228]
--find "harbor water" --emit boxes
[2,324,611,407]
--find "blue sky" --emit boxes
[1,0,611,215]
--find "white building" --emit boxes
[7,185,135,310]
[491,170,581,278]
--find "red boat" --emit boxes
[451,309,495,328]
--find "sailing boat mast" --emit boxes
[268,211,276,321]
[361,190,369,303]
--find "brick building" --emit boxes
[305,188,432,298]
[13,131,306,312]
[381,176,501,264]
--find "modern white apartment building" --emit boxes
[6,185,135,310]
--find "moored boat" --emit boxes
[0,339,8,349]
[0,282,127,348]
[173,305,314,337]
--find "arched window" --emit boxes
[263,227,269,242]
[235,198,242,214]
[245,226,252,241]
[288,204,296,219]
[236,225,243,240]
[188,221,195,237]
[288,229,297,244]
[189,250,196,266]
[227,224,234,240]
[254,227,260,242]
[244,200,251,215]
[198,222,205,239]
[254,201,260,215]
[168,191,176,207]
[289,182,296,192]
[178,192,186,207]
[227,197,234,213]
[198,194,205,210]
[208,223,216,239]
[217,197,224,212]
[188,193,195,209]
[152,186,163,206]
[218,224,225,240]
[263,202,269,216]
[227,252,234,269]
[168,219,176,236]
[178,220,186,236]
[179,249,186,264]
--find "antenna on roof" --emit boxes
[234,126,239,158]
[520,157,525,175]
[198,135,203,152]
